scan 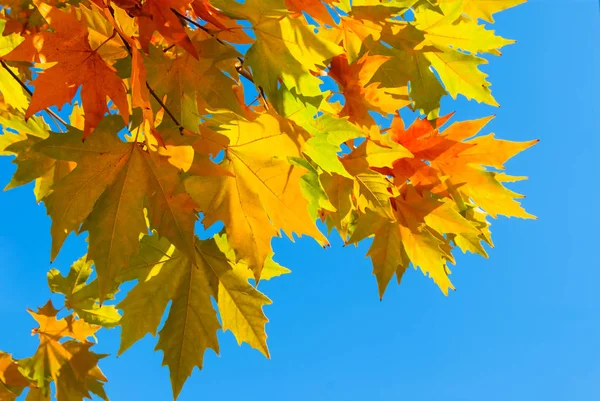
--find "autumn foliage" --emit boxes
[0,0,534,399]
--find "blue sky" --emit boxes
[1,1,599,400]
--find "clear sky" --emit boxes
[1,1,599,400]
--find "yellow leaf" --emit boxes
[320,172,356,239]
[441,0,527,23]
[342,138,413,171]
[34,117,132,262]
[452,206,494,257]
[200,240,272,357]
[119,234,272,398]
[154,250,220,399]
[330,53,411,126]
[328,16,383,63]
[214,233,291,280]
[0,352,31,401]
[48,257,121,328]
[416,5,515,55]
[19,302,107,400]
[426,49,499,106]
[185,112,328,279]
[460,134,539,169]
[350,211,410,298]
[397,223,455,294]
[82,145,149,300]
[397,187,479,235]
[145,39,243,132]
[254,16,342,98]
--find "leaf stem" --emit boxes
[446,178,467,212]
[0,60,68,127]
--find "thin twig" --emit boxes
[0,60,68,127]
[163,44,176,53]
[146,82,184,133]
[171,8,229,47]
[133,124,141,143]
[47,113,65,133]
[107,6,186,133]
[236,58,269,110]
[171,8,268,109]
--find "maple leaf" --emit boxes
[382,113,538,220]
[290,157,337,221]
[324,16,383,63]
[213,232,292,280]
[339,137,412,219]
[1,115,52,191]
[285,0,336,25]
[0,0,534,397]
[367,25,447,118]
[427,49,499,107]
[213,0,342,100]
[0,21,28,112]
[426,118,537,219]
[33,118,139,268]
[18,301,108,401]
[3,2,129,139]
[144,37,243,133]
[119,234,271,398]
[185,111,328,280]
[320,172,356,239]
[340,110,536,296]
[0,352,33,401]
[359,0,518,118]
[330,52,411,127]
[109,0,198,57]
[416,3,515,56]
[33,116,203,299]
[299,113,365,178]
[191,0,254,44]
[80,140,150,300]
[348,188,474,297]
[48,257,121,328]
[440,0,527,23]
[450,204,494,258]
[0,113,48,155]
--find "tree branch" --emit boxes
[171,8,229,47]
[107,6,186,133]
[0,60,68,128]
[235,59,269,111]
[146,82,184,133]
[171,8,269,109]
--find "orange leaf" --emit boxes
[136,0,199,58]
[330,53,410,127]
[4,3,129,139]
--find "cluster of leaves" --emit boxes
[0,0,534,399]
[0,299,109,401]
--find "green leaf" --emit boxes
[47,257,121,328]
